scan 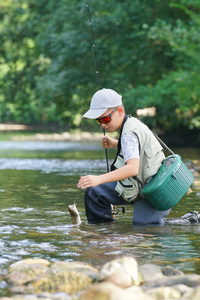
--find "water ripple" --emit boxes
[0,141,101,151]
[0,158,108,173]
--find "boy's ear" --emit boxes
[117,106,124,116]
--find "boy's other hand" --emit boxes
[77,175,101,189]
[101,135,118,149]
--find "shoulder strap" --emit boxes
[117,114,129,153]
[153,133,175,155]
[110,114,128,171]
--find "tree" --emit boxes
[0,0,199,136]
[122,0,200,132]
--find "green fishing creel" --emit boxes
[142,154,194,211]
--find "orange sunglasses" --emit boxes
[96,110,116,124]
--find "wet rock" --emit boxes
[192,170,200,179]
[142,274,200,290]
[162,265,184,276]
[183,286,200,300]
[186,187,193,194]
[80,282,124,300]
[172,284,193,295]
[97,256,141,288]
[0,279,8,289]
[146,286,181,299]
[185,161,200,173]
[7,259,50,286]
[9,296,38,300]
[49,292,79,300]
[2,257,200,299]
[9,259,50,271]
[139,264,164,282]
[31,263,93,294]
[125,286,155,300]
[6,259,96,296]
[0,268,8,280]
[50,261,98,280]
[1,295,77,300]
[192,180,200,188]
[80,282,154,300]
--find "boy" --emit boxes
[77,88,170,224]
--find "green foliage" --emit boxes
[0,0,199,133]
[123,0,200,131]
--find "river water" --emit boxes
[0,139,199,278]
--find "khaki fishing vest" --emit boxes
[113,116,165,202]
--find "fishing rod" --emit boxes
[85,0,109,173]
[85,1,125,216]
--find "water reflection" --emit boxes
[0,140,199,276]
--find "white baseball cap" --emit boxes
[82,88,122,119]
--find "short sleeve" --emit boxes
[121,133,140,163]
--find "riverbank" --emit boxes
[0,257,200,300]
[12,131,106,142]
[4,130,200,165]
[0,122,199,147]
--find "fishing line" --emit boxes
[85,0,109,173]
[74,189,79,205]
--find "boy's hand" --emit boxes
[101,135,118,149]
[77,175,101,189]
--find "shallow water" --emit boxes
[0,140,199,278]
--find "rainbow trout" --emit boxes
[68,203,81,225]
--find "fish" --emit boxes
[68,203,81,225]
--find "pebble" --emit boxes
[0,257,200,300]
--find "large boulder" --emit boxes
[142,274,200,290]
[97,256,142,288]
[80,282,154,300]
[146,286,181,299]
[139,264,164,282]
[7,259,50,288]
[6,259,97,295]
[183,286,200,300]
[32,268,92,294]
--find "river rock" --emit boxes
[31,263,94,295]
[125,286,155,300]
[192,180,200,188]
[80,282,125,300]
[2,296,39,300]
[9,259,50,270]
[3,257,200,300]
[80,282,154,300]
[7,259,50,287]
[146,286,181,299]
[50,261,98,279]
[142,274,200,290]
[6,259,96,296]
[139,264,164,282]
[172,284,193,296]
[97,256,141,287]
[193,170,200,178]
[183,286,200,300]
[162,265,184,276]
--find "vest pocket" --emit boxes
[114,154,124,169]
[145,148,164,168]
[115,178,139,202]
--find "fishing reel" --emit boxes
[112,206,126,217]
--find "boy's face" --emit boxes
[96,107,124,132]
